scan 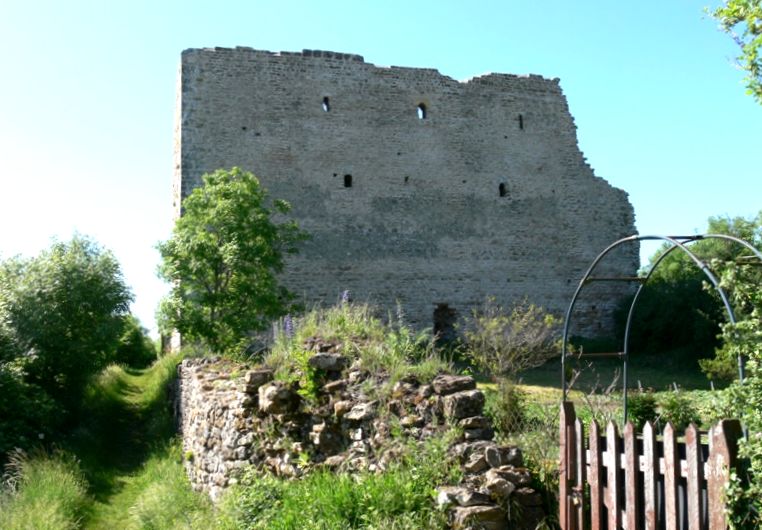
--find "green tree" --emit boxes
[158,167,307,354]
[716,267,762,528]
[113,315,157,369]
[711,0,762,103]
[617,212,762,375]
[0,235,132,414]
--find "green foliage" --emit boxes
[158,167,308,355]
[712,264,762,528]
[0,235,132,421]
[1,353,211,529]
[218,434,458,529]
[114,315,157,368]
[483,379,527,436]
[627,391,658,429]
[465,297,562,380]
[73,353,215,528]
[657,391,701,432]
[711,0,762,103]
[619,212,762,376]
[265,302,449,397]
[124,444,214,530]
[494,390,560,530]
[0,450,89,530]
[0,366,58,461]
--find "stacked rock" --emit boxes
[176,343,545,528]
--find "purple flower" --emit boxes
[283,314,294,339]
[340,290,351,304]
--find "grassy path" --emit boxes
[65,354,211,529]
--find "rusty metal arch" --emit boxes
[561,234,762,421]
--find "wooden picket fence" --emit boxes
[559,402,742,530]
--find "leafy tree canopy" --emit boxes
[158,167,308,354]
[711,0,762,103]
[0,235,132,411]
[619,212,762,371]
[113,315,157,369]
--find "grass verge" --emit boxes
[0,450,89,530]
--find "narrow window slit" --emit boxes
[417,103,427,119]
[344,174,352,188]
[499,183,508,197]
[322,97,330,112]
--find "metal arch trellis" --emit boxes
[561,233,762,423]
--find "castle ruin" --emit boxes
[174,47,638,335]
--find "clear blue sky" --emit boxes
[1,1,760,335]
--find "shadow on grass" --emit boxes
[517,351,722,393]
[65,358,180,504]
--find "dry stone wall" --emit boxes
[175,48,638,335]
[176,354,545,529]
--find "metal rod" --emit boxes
[562,233,762,424]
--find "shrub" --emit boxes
[657,391,701,431]
[465,297,561,380]
[627,391,658,429]
[0,366,58,462]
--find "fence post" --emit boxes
[575,418,586,528]
[588,420,604,530]
[707,419,742,530]
[663,423,679,530]
[606,421,622,530]
[560,402,577,530]
[642,421,658,530]
[685,424,702,530]
[624,421,639,530]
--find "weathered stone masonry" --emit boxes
[176,354,547,529]
[175,48,638,334]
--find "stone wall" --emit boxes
[176,355,546,528]
[174,48,638,337]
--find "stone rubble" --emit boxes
[176,350,546,529]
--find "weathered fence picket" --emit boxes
[559,401,742,530]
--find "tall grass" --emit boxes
[265,302,451,400]
[0,450,89,530]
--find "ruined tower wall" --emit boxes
[175,47,638,334]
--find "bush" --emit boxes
[657,391,701,431]
[0,366,58,462]
[615,212,762,374]
[465,297,561,380]
[627,391,658,429]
